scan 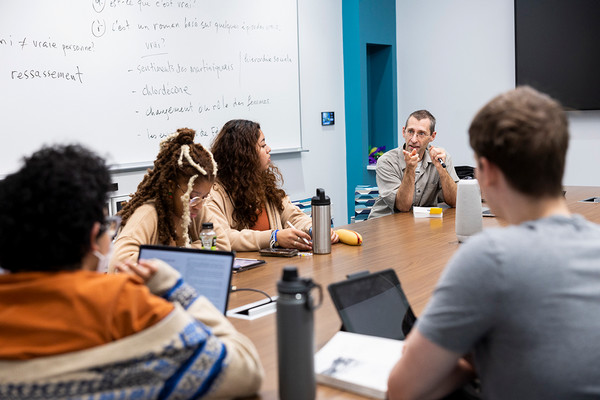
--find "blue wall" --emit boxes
[368,44,395,157]
[342,0,397,222]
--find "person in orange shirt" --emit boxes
[208,119,338,251]
[0,144,262,399]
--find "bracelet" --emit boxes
[270,229,279,248]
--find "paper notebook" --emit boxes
[315,331,404,399]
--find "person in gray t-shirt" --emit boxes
[369,110,459,219]
[388,86,600,400]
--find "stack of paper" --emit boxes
[314,331,404,399]
[413,206,443,218]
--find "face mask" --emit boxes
[93,241,114,274]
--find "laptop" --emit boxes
[327,269,416,340]
[138,244,234,314]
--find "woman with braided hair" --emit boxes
[109,128,229,271]
[208,119,338,251]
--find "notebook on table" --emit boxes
[138,244,234,314]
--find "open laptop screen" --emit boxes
[138,245,234,314]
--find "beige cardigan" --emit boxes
[207,182,312,251]
[109,201,231,272]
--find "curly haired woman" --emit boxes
[209,119,338,251]
[109,128,229,271]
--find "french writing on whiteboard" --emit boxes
[0,0,301,174]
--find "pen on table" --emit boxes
[286,221,310,245]
[438,158,447,168]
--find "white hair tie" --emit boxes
[180,174,198,248]
[179,145,208,176]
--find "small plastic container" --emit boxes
[199,222,217,250]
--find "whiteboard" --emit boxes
[0,0,301,175]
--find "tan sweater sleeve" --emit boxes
[279,196,312,233]
[189,205,232,252]
[207,183,272,251]
[109,204,160,273]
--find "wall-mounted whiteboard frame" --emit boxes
[0,0,302,176]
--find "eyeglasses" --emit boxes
[177,184,211,207]
[405,129,430,139]
[190,193,212,207]
[99,215,121,241]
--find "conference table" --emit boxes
[227,186,600,399]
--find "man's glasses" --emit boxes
[405,129,430,139]
[99,215,121,241]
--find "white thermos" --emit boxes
[455,179,483,243]
[311,188,331,254]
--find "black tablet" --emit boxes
[233,258,266,273]
[328,269,416,340]
[138,245,234,314]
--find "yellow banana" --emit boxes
[335,228,363,246]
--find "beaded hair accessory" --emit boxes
[178,174,197,248]
[178,144,218,178]
[176,143,218,247]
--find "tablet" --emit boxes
[138,245,234,314]
[233,258,266,273]
[328,269,416,340]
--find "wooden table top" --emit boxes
[227,186,600,399]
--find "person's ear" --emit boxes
[90,222,101,252]
[476,157,499,187]
[430,131,437,141]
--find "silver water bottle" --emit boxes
[311,188,331,254]
[277,266,322,400]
